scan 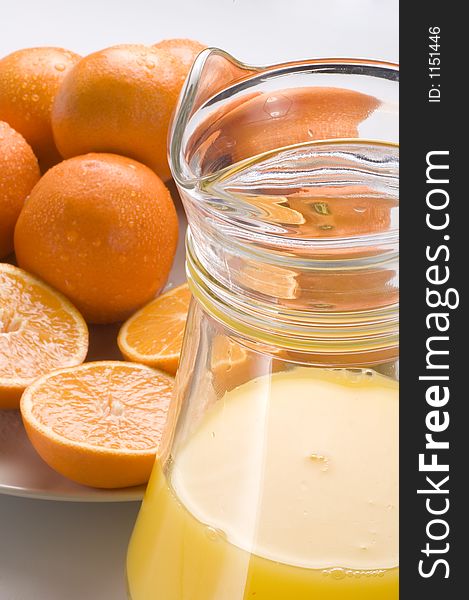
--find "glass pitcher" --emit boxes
[127,50,399,600]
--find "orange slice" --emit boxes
[20,361,174,488]
[0,263,88,409]
[118,283,191,375]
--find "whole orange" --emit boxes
[153,38,206,73]
[0,121,40,258]
[52,44,201,181]
[14,153,178,324]
[0,47,81,171]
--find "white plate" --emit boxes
[0,200,187,502]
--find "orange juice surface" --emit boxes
[127,367,399,599]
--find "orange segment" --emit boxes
[118,283,191,375]
[20,361,174,488]
[0,264,88,408]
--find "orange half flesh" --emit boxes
[20,361,174,488]
[118,283,191,375]
[0,263,88,408]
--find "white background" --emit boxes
[0,1,398,598]
[0,0,398,62]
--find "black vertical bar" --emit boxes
[400,3,465,599]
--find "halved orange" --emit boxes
[20,361,174,488]
[0,264,88,408]
[118,283,191,375]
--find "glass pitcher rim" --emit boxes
[169,48,399,190]
[169,50,399,356]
